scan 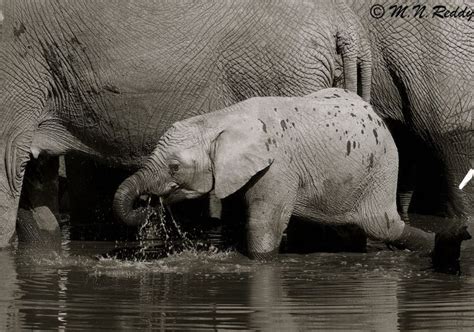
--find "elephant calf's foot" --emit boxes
[390,225,435,253]
[247,248,279,261]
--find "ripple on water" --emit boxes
[2,213,474,331]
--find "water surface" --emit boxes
[1,215,474,331]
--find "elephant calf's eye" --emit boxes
[169,163,180,175]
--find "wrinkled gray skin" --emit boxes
[1,0,472,249]
[0,0,371,247]
[114,89,435,258]
[352,0,472,221]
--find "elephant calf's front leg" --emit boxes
[245,195,294,260]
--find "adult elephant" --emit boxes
[71,0,474,239]
[348,0,473,220]
[0,0,371,247]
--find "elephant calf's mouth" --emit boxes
[134,194,161,212]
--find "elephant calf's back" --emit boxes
[277,92,400,219]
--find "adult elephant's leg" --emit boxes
[437,131,473,218]
[16,155,61,249]
[0,79,45,247]
[0,143,21,247]
[389,124,418,220]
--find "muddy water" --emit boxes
[2,215,474,331]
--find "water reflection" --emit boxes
[1,214,474,330]
[0,250,20,330]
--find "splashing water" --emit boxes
[100,198,220,261]
[138,198,194,253]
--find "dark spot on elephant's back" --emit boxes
[373,129,379,144]
[13,22,26,38]
[353,141,356,149]
[258,119,267,133]
[280,120,287,131]
[350,113,356,117]
[346,141,351,156]
[334,105,340,109]
[368,114,373,121]
[333,93,340,97]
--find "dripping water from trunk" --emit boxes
[100,198,218,261]
[137,198,194,254]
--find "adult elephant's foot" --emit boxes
[0,201,17,248]
[0,175,20,248]
[432,224,471,274]
[16,156,62,250]
[16,207,61,250]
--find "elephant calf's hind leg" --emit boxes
[361,212,435,253]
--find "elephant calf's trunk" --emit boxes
[113,172,151,226]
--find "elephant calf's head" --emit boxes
[113,112,274,226]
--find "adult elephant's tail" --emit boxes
[337,30,372,102]
[334,1,372,102]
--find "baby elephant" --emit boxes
[114,88,434,259]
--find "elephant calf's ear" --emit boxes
[212,129,273,199]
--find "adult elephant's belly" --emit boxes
[58,87,218,168]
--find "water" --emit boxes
[2,215,474,331]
